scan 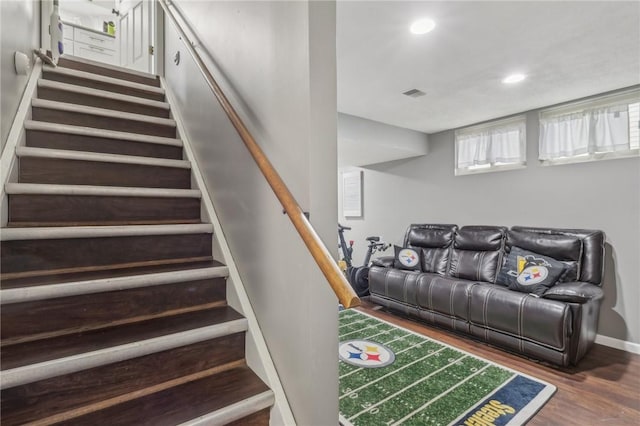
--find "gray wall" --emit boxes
[339,108,640,345]
[1,0,40,150]
[338,112,429,167]
[164,1,338,424]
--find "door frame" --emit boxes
[40,0,163,74]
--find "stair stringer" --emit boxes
[0,56,43,227]
[161,77,296,426]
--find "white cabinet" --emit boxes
[63,25,119,66]
[62,39,74,56]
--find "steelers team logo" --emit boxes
[339,339,395,368]
[517,265,549,285]
[398,248,420,268]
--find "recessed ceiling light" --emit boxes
[410,18,436,35]
[502,73,527,84]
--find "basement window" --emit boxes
[539,89,640,165]
[454,116,527,176]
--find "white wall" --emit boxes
[338,112,429,167]
[339,107,640,346]
[164,1,338,424]
[1,0,40,150]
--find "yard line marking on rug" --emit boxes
[339,315,408,340]
[339,323,396,340]
[348,355,470,421]
[390,364,493,425]
[339,318,366,329]
[339,310,556,426]
[339,323,385,339]
[341,328,393,344]
[339,335,423,379]
[340,346,448,399]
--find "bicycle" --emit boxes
[338,224,390,297]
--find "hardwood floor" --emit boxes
[357,300,640,425]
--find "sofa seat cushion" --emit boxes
[369,266,422,307]
[415,275,475,321]
[468,283,572,351]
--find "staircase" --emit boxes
[0,56,274,425]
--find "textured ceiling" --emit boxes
[337,1,640,134]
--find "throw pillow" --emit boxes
[393,245,421,271]
[496,246,567,296]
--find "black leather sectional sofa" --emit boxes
[368,224,605,367]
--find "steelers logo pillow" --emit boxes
[496,246,567,296]
[393,245,421,271]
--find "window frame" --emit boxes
[454,115,527,176]
[538,88,640,166]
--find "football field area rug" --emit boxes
[338,310,556,426]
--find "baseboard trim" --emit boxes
[595,334,640,355]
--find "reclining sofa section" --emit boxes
[369,224,605,367]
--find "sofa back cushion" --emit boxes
[507,229,582,282]
[510,226,605,285]
[404,224,457,275]
[448,226,506,283]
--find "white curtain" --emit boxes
[457,124,523,169]
[539,104,629,160]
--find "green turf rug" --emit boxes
[339,310,556,426]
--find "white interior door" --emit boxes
[118,0,151,73]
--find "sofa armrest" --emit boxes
[371,256,395,268]
[542,281,604,303]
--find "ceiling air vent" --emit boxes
[402,88,426,98]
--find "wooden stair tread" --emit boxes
[25,120,184,160]
[1,277,228,345]
[38,79,169,109]
[1,335,246,425]
[38,83,171,119]
[43,66,164,96]
[7,197,201,228]
[0,259,222,289]
[19,156,191,189]
[25,120,182,147]
[16,146,189,168]
[59,365,270,426]
[37,78,169,119]
[31,99,176,138]
[5,183,200,197]
[57,56,161,87]
[1,306,244,371]
[31,99,176,127]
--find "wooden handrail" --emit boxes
[158,0,360,308]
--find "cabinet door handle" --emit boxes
[89,36,105,42]
[89,45,106,52]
